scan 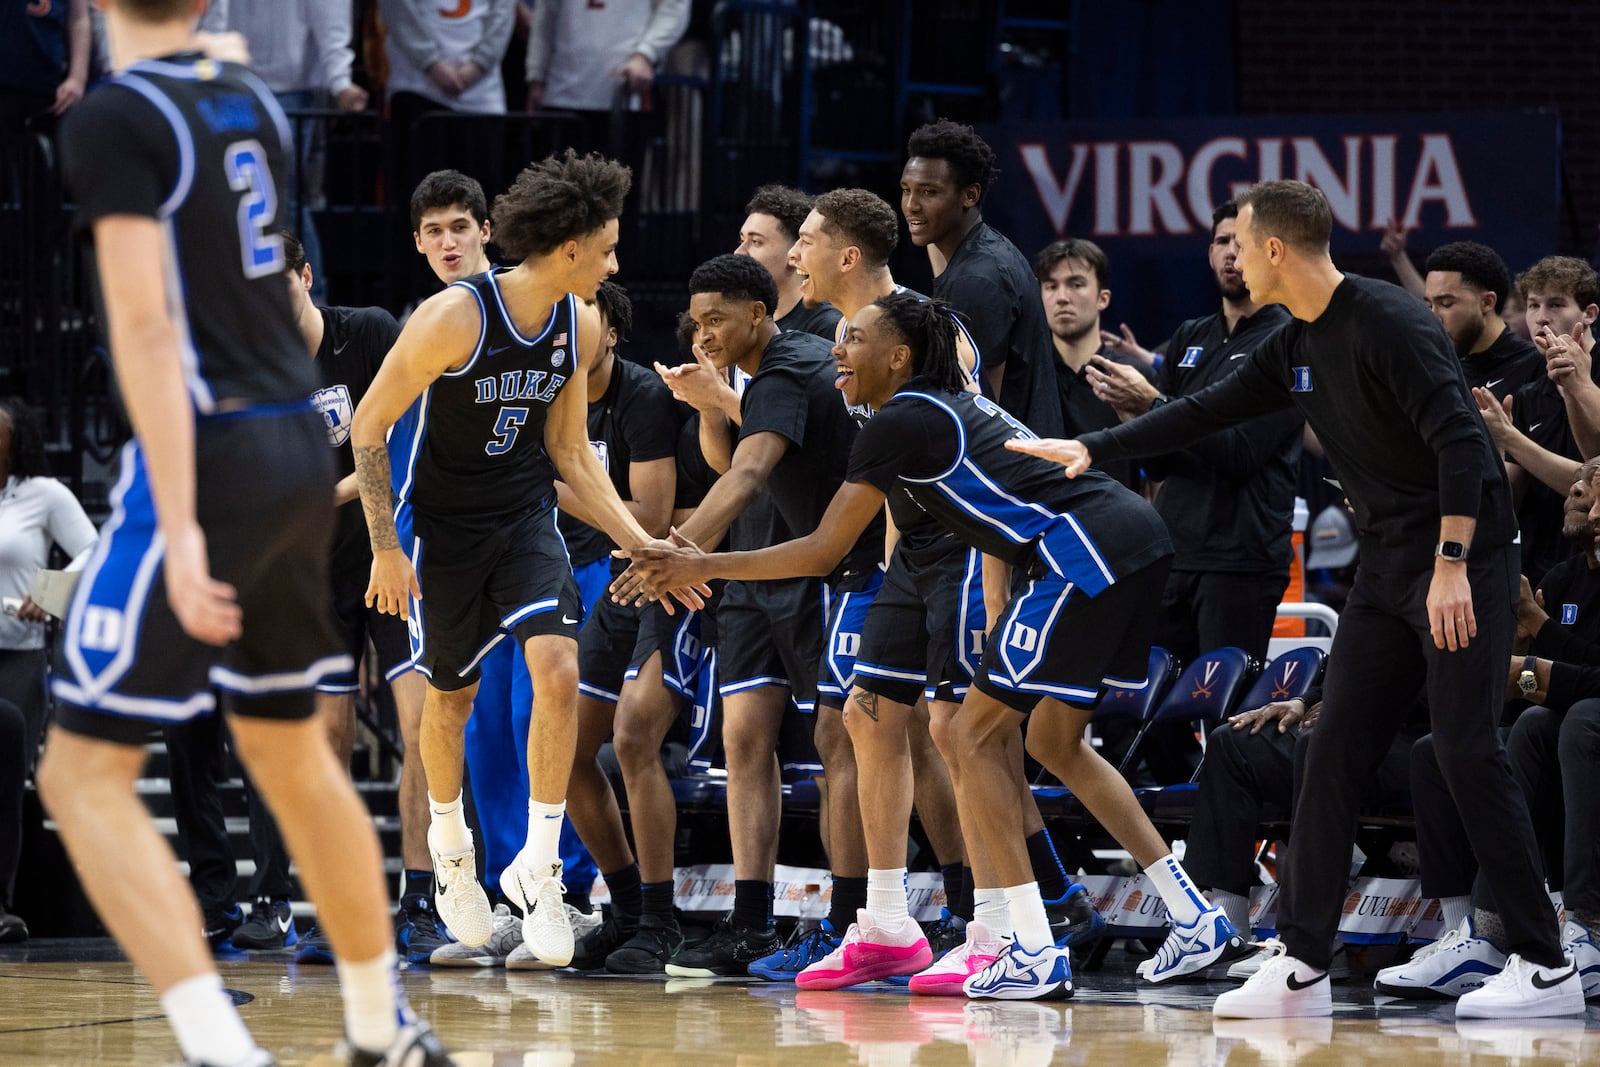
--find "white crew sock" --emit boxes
[974,887,1012,936]
[1439,894,1472,934]
[1002,882,1054,952]
[427,792,472,854]
[1208,889,1251,937]
[867,868,910,927]
[160,973,258,1067]
[335,949,409,1053]
[1144,852,1208,927]
[523,798,565,867]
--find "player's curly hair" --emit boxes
[593,280,633,342]
[1425,242,1512,312]
[814,188,899,269]
[0,397,50,480]
[872,293,968,394]
[492,150,632,260]
[409,169,489,232]
[688,254,780,320]
[1520,256,1600,310]
[743,185,813,243]
[906,119,999,202]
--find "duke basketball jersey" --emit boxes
[395,271,578,529]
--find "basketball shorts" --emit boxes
[855,542,986,706]
[815,566,885,711]
[625,598,706,697]
[321,548,419,694]
[576,591,644,704]
[716,576,825,712]
[53,407,349,744]
[974,555,1173,715]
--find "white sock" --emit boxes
[867,868,910,927]
[1440,894,1472,934]
[1144,852,1208,927]
[974,888,1012,935]
[1003,882,1053,952]
[1208,889,1251,937]
[523,798,565,867]
[428,792,472,855]
[335,949,409,1053]
[160,973,258,1067]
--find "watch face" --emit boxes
[1439,541,1466,559]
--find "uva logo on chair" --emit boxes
[1190,660,1221,700]
[1269,660,1301,700]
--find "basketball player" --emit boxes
[350,150,700,967]
[47,2,449,1063]
[1012,180,1580,1019]
[618,293,1235,1001]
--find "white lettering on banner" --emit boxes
[1018,132,1475,239]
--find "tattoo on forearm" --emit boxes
[353,444,400,551]
[853,690,879,722]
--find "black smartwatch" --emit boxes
[1435,540,1468,562]
[1149,394,1172,412]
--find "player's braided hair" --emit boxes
[593,280,633,342]
[872,293,968,394]
[493,150,631,260]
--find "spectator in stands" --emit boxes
[0,398,96,769]
[0,697,23,941]
[1083,200,1300,665]
[736,184,842,339]
[1030,238,1150,493]
[223,0,369,303]
[523,0,688,127]
[1379,217,1426,300]
[1505,257,1600,584]
[0,0,90,129]
[901,118,1063,436]
[1424,241,1542,404]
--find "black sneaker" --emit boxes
[294,922,335,965]
[395,892,450,965]
[0,903,29,944]
[662,916,780,977]
[923,909,968,958]
[606,913,684,974]
[203,904,244,954]
[570,909,635,971]
[233,897,298,951]
[1046,885,1106,950]
[347,1020,454,1066]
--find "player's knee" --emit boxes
[612,714,661,770]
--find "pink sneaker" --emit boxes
[908,919,1007,996]
[797,910,934,990]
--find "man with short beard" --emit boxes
[1423,241,1541,404]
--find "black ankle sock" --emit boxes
[565,890,592,913]
[403,869,433,900]
[828,877,868,930]
[1026,829,1068,901]
[941,863,967,919]
[958,866,976,922]
[604,863,642,921]
[641,881,675,920]
[733,880,771,931]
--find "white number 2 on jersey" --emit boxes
[224,139,284,280]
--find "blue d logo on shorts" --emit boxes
[1563,603,1578,626]
[1179,346,1203,369]
[1291,366,1313,392]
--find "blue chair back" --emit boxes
[1237,645,1326,713]
[1090,646,1177,726]
[1150,646,1258,728]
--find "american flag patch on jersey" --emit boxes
[552,332,568,347]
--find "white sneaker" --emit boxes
[1136,904,1250,983]
[1373,916,1504,999]
[1230,940,1349,982]
[430,904,521,967]
[500,858,574,966]
[1213,939,1331,1018]
[1454,952,1585,1018]
[429,833,493,947]
[1561,920,1600,999]
[505,905,601,971]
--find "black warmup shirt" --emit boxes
[396,275,578,536]
[311,305,402,573]
[1531,552,1600,665]
[61,53,317,409]
[740,330,884,586]
[934,222,1065,438]
[1054,346,1153,493]
[1463,327,1542,402]
[847,380,1170,592]
[1147,305,1300,575]
[1083,274,1517,575]
[1510,349,1598,585]
[778,300,844,341]
[557,356,682,569]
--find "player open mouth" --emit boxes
[834,362,854,391]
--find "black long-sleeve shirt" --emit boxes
[1082,274,1516,575]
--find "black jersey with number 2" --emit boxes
[396,271,578,532]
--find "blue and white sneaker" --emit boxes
[962,941,1074,1000]
[748,920,841,982]
[1136,904,1250,983]
[1374,916,1506,999]
[1560,920,1600,1000]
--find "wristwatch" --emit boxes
[1149,394,1172,412]
[1435,540,1468,562]
[1518,654,1539,698]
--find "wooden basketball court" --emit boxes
[0,939,1595,1065]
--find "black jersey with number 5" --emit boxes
[60,53,317,411]
[394,271,578,531]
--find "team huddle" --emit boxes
[35,2,1593,1065]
